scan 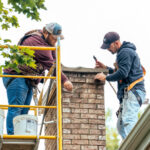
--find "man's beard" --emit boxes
[45,35,51,45]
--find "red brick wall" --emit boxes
[45,68,106,150]
[45,94,57,150]
[62,71,106,150]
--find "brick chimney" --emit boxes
[45,66,107,150]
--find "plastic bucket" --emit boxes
[0,109,5,135]
[13,115,38,135]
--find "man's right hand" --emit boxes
[63,80,73,91]
[95,61,107,69]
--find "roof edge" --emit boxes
[119,104,150,150]
[62,65,108,74]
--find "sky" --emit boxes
[0,0,150,147]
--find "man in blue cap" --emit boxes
[94,32,146,139]
[3,22,73,135]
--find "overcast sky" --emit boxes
[0,0,150,145]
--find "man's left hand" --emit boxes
[94,72,106,81]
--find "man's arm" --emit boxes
[22,35,73,91]
[106,50,132,81]
[95,60,114,74]
[95,50,133,82]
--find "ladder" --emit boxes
[0,38,63,150]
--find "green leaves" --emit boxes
[3,9,8,15]
[0,0,46,74]
[1,23,10,30]
[7,0,46,21]
[106,127,120,150]
[0,0,3,10]
[10,15,19,27]
[0,43,37,74]
[0,6,19,30]
[3,39,11,43]
[0,66,2,74]
[106,108,120,150]
[0,0,46,30]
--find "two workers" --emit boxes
[2,23,145,140]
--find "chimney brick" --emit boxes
[45,67,107,150]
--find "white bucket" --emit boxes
[13,115,38,135]
[0,109,5,135]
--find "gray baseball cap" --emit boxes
[45,23,64,40]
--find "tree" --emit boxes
[0,0,46,74]
[0,0,46,30]
[106,108,120,150]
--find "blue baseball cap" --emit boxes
[45,23,64,40]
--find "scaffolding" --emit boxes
[0,38,62,150]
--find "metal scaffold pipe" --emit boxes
[0,105,56,109]
[0,45,56,51]
[0,74,56,79]
[0,135,57,139]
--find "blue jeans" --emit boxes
[3,74,33,135]
[117,90,145,139]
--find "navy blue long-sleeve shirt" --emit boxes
[106,41,145,103]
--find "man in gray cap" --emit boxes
[94,32,146,139]
[3,22,73,135]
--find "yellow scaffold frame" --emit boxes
[0,38,63,150]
